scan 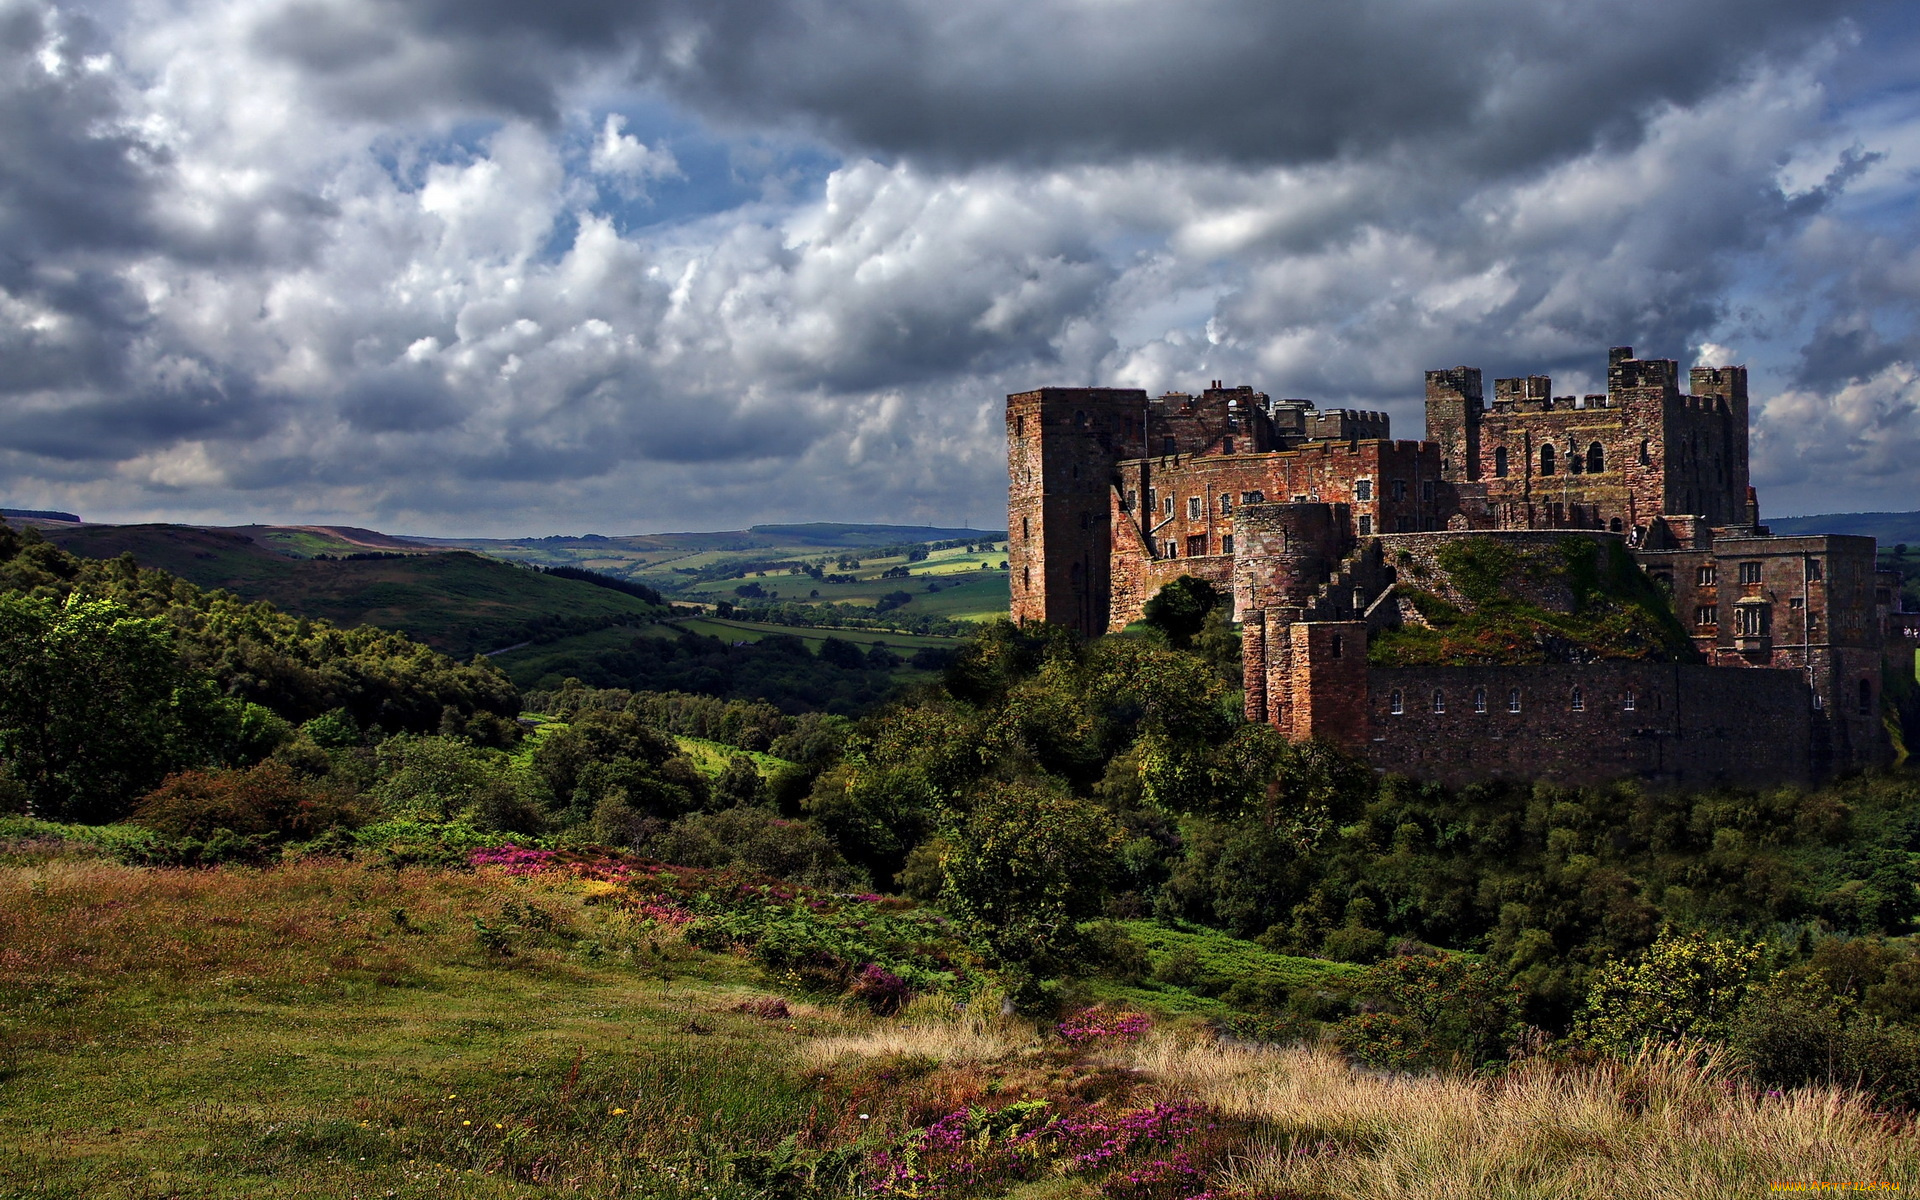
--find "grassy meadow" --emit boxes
[2,848,1912,1199]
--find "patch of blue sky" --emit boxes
[564,97,843,235]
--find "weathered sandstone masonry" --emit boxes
[1008,347,1915,786]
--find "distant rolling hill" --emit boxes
[36,523,661,659]
[1767,510,1920,547]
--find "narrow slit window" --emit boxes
[1624,691,1636,712]
[1432,690,1446,714]
[1474,687,1487,713]
[1570,687,1585,712]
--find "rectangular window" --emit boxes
[1739,561,1762,584]
[1220,494,1233,513]
[1358,516,1373,536]
[1186,535,1207,557]
[1807,558,1824,581]
[1737,605,1765,637]
[1354,479,1373,501]
[1163,495,1174,517]
[1124,490,1137,512]
[1187,496,1203,521]
[1624,691,1636,712]
[1422,481,1436,502]
[1695,605,1718,625]
[1162,436,1177,455]
[1697,565,1716,586]
[1221,534,1234,554]
[1222,437,1235,454]
[1392,480,1408,501]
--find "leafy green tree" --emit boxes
[1575,928,1763,1054]
[371,734,544,830]
[1141,575,1221,649]
[716,754,763,806]
[941,781,1122,1008]
[0,594,268,821]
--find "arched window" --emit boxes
[1610,518,1623,533]
[1860,678,1874,716]
[1474,686,1487,713]
[1508,688,1522,713]
[1074,410,1088,428]
[1493,446,1508,478]
[1540,444,1556,476]
[1639,439,1651,465]
[1587,442,1605,473]
[1432,690,1446,713]
[1390,690,1405,715]
[1570,686,1585,712]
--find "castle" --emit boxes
[1007,348,1918,787]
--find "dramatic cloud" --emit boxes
[0,0,1913,532]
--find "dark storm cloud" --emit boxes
[261,0,1858,173]
[0,1,161,260]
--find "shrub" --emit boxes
[131,762,367,842]
[1730,969,1920,1108]
[641,807,862,888]
[1575,928,1763,1055]
[1338,952,1522,1073]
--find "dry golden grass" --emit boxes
[798,992,1037,1068]
[1112,1031,1920,1198]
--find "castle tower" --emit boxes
[1007,387,1148,635]
[1229,501,1350,619]
[1424,367,1483,482]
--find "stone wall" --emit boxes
[1365,662,1814,788]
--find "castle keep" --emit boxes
[1008,349,1917,787]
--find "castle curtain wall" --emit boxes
[1365,663,1814,789]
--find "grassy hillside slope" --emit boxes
[40,524,661,658]
[1,849,1909,1199]
[1370,535,1698,667]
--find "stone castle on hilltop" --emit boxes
[1007,348,1918,787]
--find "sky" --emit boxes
[0,0,1917,536]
